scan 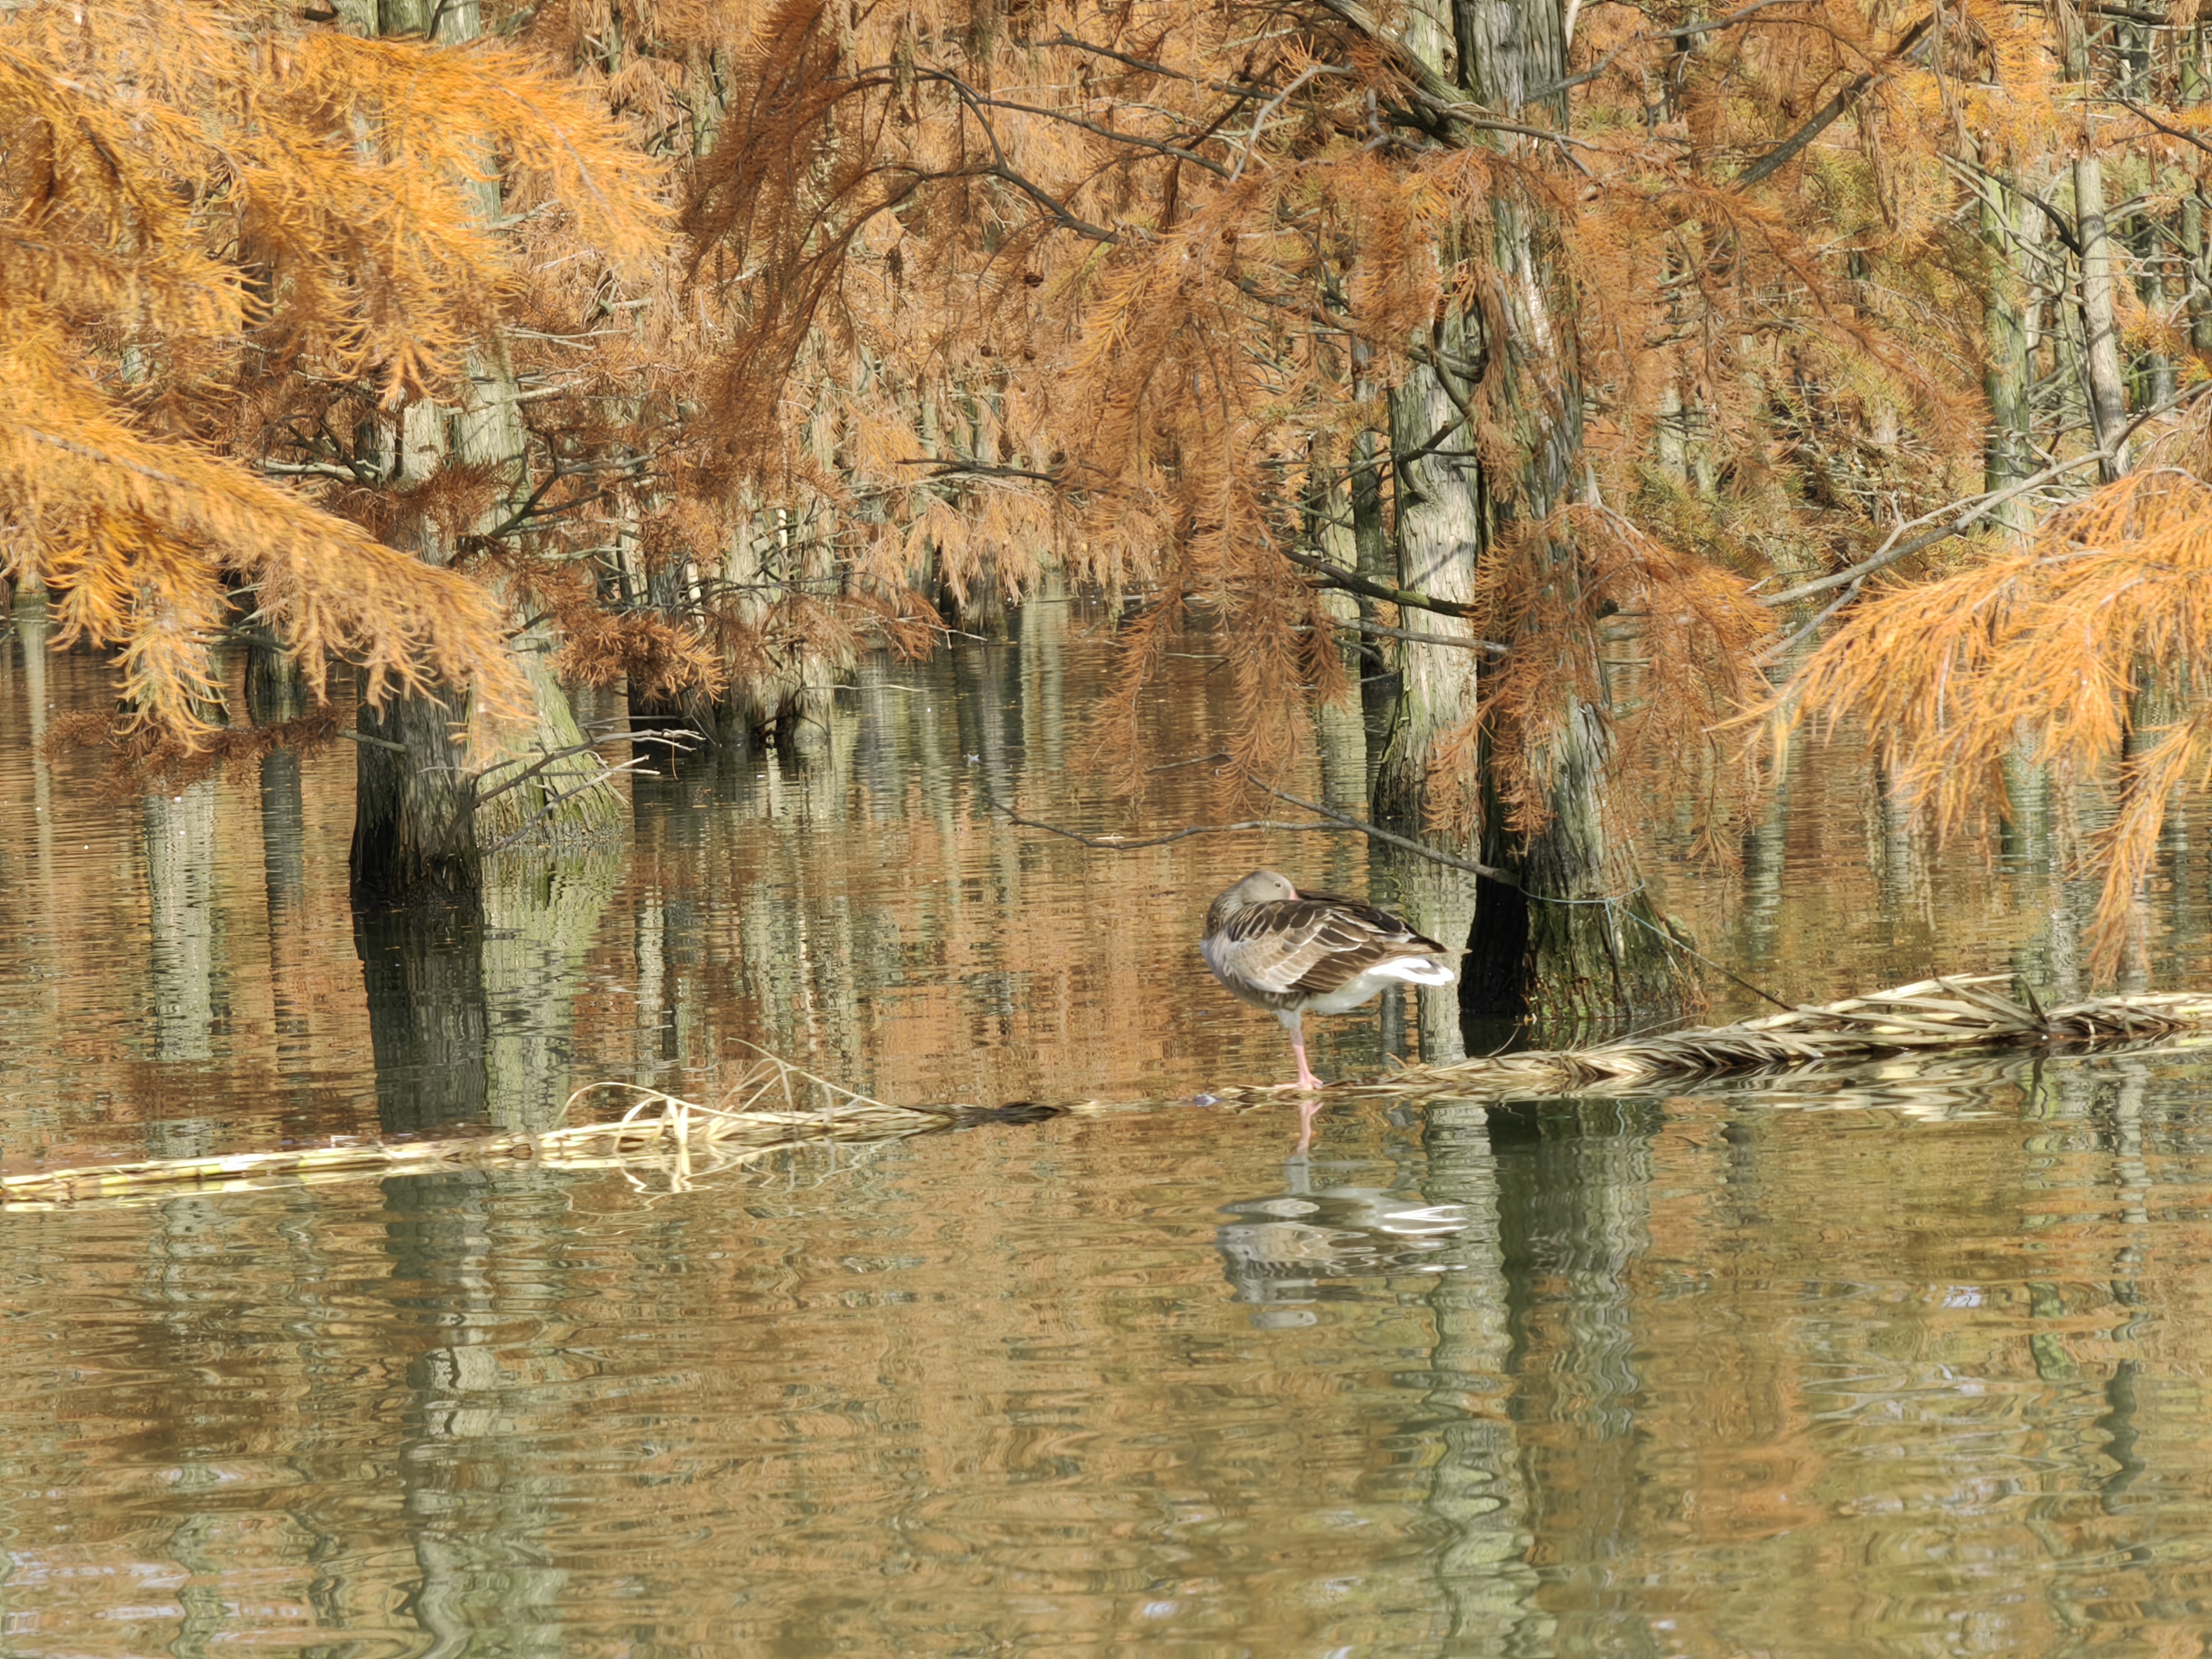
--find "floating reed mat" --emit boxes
[1307,976,2212,1102]
[11,979,2212,1206]
[0,1048,1003,1209]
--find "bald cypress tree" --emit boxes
[0,0,668,894]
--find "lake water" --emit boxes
[6,591,2212,1656]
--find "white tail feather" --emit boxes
[1374,956,1455,986]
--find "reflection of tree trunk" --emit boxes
[382,1167,570,1659]
[1017,564,1068,776]
[355,851,616,1133]
[258,744,313,1084]
[1313,689,1368,816]
[750,872,869,1085]
[248,629,311,1084]
[144,780,220,1064]
[355,893,490,1133]
[15,589,59,1027]
[952,636,1018,803]
[1739,753,1789,979]
[1417,1100,1543,1655]
[482,850,621,1131]
[1492,1095,1658,1640]
[631,892,679,1080]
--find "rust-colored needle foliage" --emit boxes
[13,0,2212,983]
[650,0,2048,826]
[1779,468,2212,967]
[0,0,666,739]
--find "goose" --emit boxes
[1201,869,1457,1096]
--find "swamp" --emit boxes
[16,0,2212,1650]
[9,606,2212,1655]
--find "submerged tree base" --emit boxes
[12,978,2212,1206]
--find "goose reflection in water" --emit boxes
[1215,1155,1477,1326]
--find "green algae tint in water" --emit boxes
[12,602,2212,1654]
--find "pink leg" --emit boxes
[1288,1024,1322,1092]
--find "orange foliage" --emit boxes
[0,0,666,742]
[1780,469,2212,970]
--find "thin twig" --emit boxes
[1252,785,1522,883]
[1760,378,2212,609]
[1333,617,1509,656]
[1281,548,1485,620]
[337,728,410,753]
[981,793,1346,849]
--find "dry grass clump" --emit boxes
[0,1047,970,1208]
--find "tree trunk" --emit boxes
[1349,350,1403,786]
[351,681,481,898]
[2075,154,2131,480]
[2185,180,2212,357]
[1366,0,1690,1030]
[1372,326,1486,837]
[1981,162,2035,533]
[347,0,619,901]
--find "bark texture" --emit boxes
[1981,165,2036,532]
[2075,155,2130,480]
[1375,0,1687,1029]
[345,0,618,897]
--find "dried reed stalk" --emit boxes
[1,1048,967,1209]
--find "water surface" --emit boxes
[6,595,2212,1656]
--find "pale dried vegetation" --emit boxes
[8,0,2212,968]
[13,976,2212,1202]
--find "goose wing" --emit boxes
[1218,892,1447,1000]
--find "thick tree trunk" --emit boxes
[1362,0,1685,1034]
[351,682,480,899]
[1459,11,1688,1027]
[1370,336,1488,1050]
[1373,331,1485,837]
[346,0,619,902]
